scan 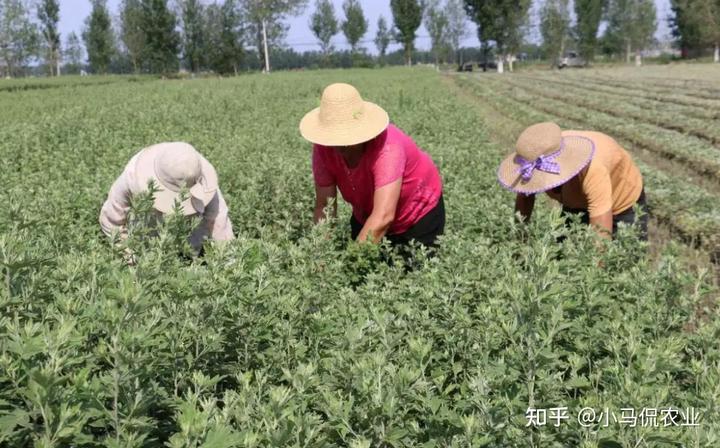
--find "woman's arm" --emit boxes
[589,211,613,239]
[99,171,132,239]
[187,191,234,254]
[358,178,402,243]
[515,193,535,222]
[314,184,337,224]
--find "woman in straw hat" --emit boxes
[99,142,234,259]
[300,83,444,248]
[497,122,647,239]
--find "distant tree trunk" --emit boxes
[405,45,412,66]
[625,41,631,64]
[635,51,642,66]
[508,54,514,72]
[262,19,270,73]
[555,38,565,69]
[715,43,719,63]
[6,59,14,78]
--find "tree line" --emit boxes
[0,0,718,78]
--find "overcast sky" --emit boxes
[58,0,673,53]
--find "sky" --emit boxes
[58,0,673,54]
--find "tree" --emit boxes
[390,0,424,65]
[671,0,720,62]
[242,0,308,73]
[120,0,145,73]
[605,0,656,65]
[425,0,449,66]
[374,15,392,63]
[180,0,206,72]
[63,31,84,73]
[462,0,494,69]
[341,0,367,53]
[206,0,244,74]
[574,0,604,63]
[37,0,61,76]
[139,0,179,73]
[0,0,39,77]
[445,0,469,63]
[464,0,531,73]
[693,0,720,62]
[540,0,570,67]
[310,0,338,62]
[83,0,114,74]
[670,0,700,53]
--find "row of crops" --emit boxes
[1,68,719,446]
[452,70,720,256]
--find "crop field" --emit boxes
[451,64,720,258]
[1,67,719,447]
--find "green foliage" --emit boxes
[310,0,338,60]
[341,0,368,54]
[242,0,308,72]
[82,0,115,74]
[374,15,392,61]
[604,0,657,60]
[445,0,469,63]
[463,0,531,57]
[540,0,570,65]
[425,0,451,65]
[139,0,180,74]
[574,0,604,62]
[390,0,424,65]
[62,32,84,75]
[205,0,244,75]
[180,0,206,73]
[670,0,720,52]
[0,0,40,77]
[36,0,60,76]
[120,0,145,73]
[0,68,718,446]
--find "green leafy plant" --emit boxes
[0,66,717,447]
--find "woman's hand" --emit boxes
[358,178,402,243]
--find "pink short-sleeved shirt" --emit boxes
[312,124,443,235]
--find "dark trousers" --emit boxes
[350,195,446,248]
[562,189,649,241]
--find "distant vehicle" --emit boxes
[456,60,499,72]
[457,62,475,72]
[478,61,498,71]
[558,52,586,69]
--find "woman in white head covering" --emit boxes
[99,142,234,258]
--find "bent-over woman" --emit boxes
[299,83,444,248]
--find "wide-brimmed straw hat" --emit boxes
[135,142,218,215]
[299,83,390,146]
[497,122,595,194]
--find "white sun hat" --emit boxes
[135,142,218,215]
